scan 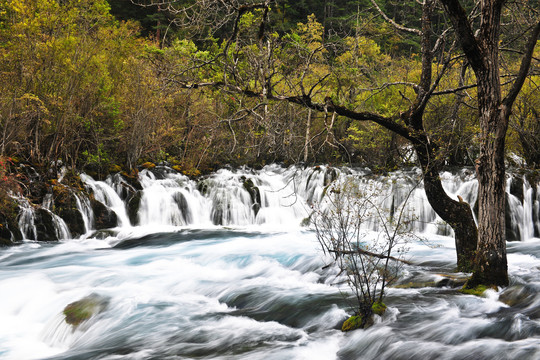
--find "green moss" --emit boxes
[109,164,122,173]
[63,294,109,326]
[372,301,387,316]
[341,315,363,332]
[172,165,183,172]
[141,162,156,169]
[64,303,93,326]
[460,284,490,296]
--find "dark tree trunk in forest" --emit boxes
[441,0,540,286]
[408,0,477,271]
[414,140,478,271]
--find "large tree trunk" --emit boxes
[414,139,478,271]
[409,0,477,271]
[469,50,509,286]
[437,0,540,286]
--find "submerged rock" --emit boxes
[342,315,363,332]
[63,293,109,326]
[342,302,386,332]
[499,285,537,307]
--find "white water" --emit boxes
[2,165,540,359]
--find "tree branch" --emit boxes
[328,248,413,265]
[369,0,422,35]
[439,0,485,74]
[502,19,540,109]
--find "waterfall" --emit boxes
[8,165,540,242]
[17,198,71,241]
[137,169,209,226]
[80,174,131,227]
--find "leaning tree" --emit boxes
[136,0,539,286]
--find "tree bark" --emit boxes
[414,139,478,271]
[440,0,539,286]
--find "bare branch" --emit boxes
[439,0,485,74]
[369,0,422,35]
[502,19,540,109]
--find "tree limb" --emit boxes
[368,0,422,35]
[439,0,485,74]
[502,19,540,109]
[328,249,413,265]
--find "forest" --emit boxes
[0,0,538,175]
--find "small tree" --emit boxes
[312,177,414,331]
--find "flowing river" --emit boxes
[1,165,540,359]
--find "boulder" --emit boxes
[63,293,109,326]
[242,177,261,216]
[52,185,85,237]
[126,190,142,226]
[34,208,58,241]
[0,203,22,246]
[90,198,118,229]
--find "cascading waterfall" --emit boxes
[80,174,131,227]
[137,169,208,226]
[72,192,94,234]
[6,165,539,242]
[17,199,37,241]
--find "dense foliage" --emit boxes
[0,0,537,177]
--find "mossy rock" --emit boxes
[172,165,183,172]
[371,301,387,316]
[63,293,109,326]
[341,315,363,332]
[0,197,22,246]
[182,167,201,178]
[393,281,437,289]
[109,164,122,173]
[141,162,156,169]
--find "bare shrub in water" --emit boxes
[312,178,415,330]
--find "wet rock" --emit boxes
[499,285,537,307]
[34,208,58,241]
[505,193,520,241]
[0,201,22,246]
[52,186,85,237]
[324,167,338,186]
[509,176,524,203]
[173,191,192,224]
[435,273,469,288]
[90,198,118,229]
[341,315,363,332]
[126,190,142,226]
[87,229,118,239]
[242,177,261,216]
[63,293,109,326]
[119,170,143,192]
[0,213,21,246]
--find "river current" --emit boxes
[1,165,540,359]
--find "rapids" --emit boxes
[1,165,540,359]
